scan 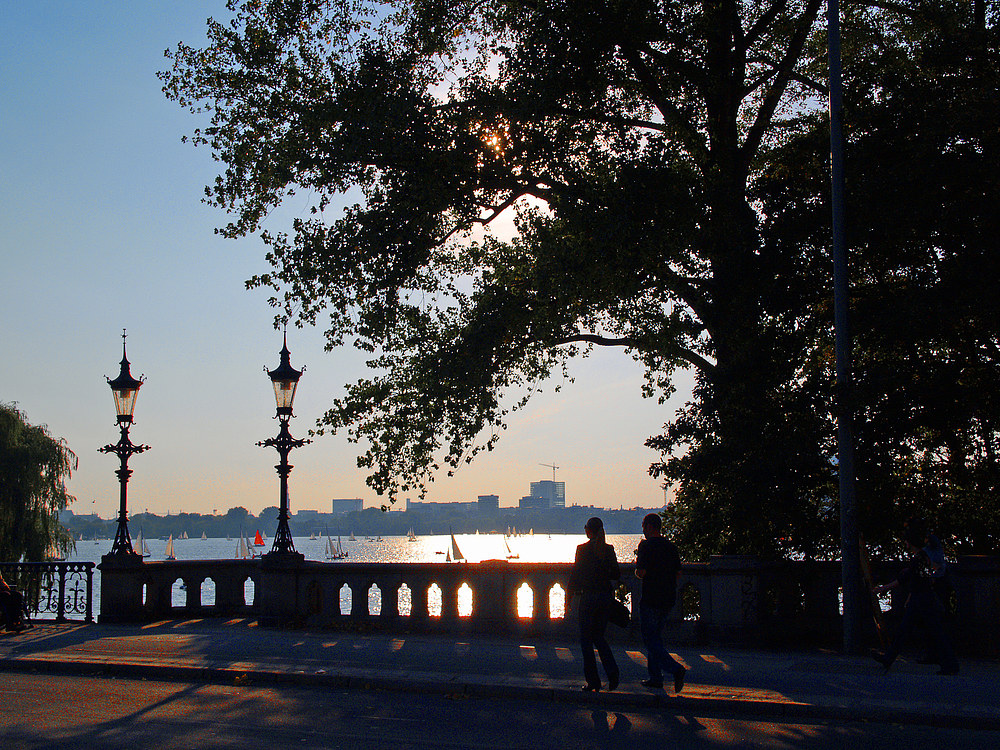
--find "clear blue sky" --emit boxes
[1,1,691,519]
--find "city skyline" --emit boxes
[1,2,692,518]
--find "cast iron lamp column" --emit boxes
[99,330,149,559]
[258,332,310,559]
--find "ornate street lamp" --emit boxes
[257,331,310,559]
[99,330,150,559]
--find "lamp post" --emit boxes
[257,331,310,560]
[828,0,862,654]
[99,330,149,559]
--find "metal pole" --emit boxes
[259,415,309,556]
[828,0,862,653]
[101,423,148,558]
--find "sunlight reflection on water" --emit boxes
[68,533,642,615]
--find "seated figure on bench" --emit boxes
[0,570,28,632]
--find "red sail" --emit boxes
[253,530,265,546]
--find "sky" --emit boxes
[1,2,693,519]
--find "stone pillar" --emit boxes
[255,553,305,626]
[955,556,1000,656]
[97,554,144,623]
[707,555,760,638]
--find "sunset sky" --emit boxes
[1,2,693,518]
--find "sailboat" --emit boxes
[133,528,150,558]
[181,531,189,539]
[449,528,465,562]
[325,535,348,560]
[235,534,251,560]
[235,528,257,559]
[253,530,266,547]
[201,531,207,540]
[349,530,356,541]
[407,526,417,542]
[504,535,519,560]
[309,531,317,540]
[164,534,176,561]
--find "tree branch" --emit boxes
[741,0,823,161]
[552,333,715,374]
[743,0,789,51]
[619,46,710,165]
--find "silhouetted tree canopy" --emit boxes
[162,1,1000,558]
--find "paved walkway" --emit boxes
[2,620,997,728]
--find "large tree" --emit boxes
[0,403,76,562]
[754,1,1000,555]
[162,1,992,558]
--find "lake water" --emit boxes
[65,532,644,617]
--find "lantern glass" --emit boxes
[113,386,140,421]
[272,378,298,412]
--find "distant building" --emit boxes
[518,494,546,509]
[331,498,363,515]
[478,495,499,513]
[530,480,566,509]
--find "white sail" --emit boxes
[165,534,176,560]
[201,531,207,540]
[349,531,356,541]
[133,528,148,557]
[449,529,465,561]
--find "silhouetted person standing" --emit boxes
[568,517,620,691]
[873,524,959,675]
[635,512,686,692]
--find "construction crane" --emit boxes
[539,462,559,482]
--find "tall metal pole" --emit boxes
[258,414,310,557]
[828,0,862,653]
[100,422,149,557]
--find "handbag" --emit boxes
[609,597,631,628]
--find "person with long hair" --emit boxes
[568,517,620,691]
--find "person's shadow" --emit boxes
[590,710,633,746]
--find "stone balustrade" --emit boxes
[97,554,1000,655]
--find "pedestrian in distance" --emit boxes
[568,516,621,692]
[872,522,959,675]
[635,512,686,693]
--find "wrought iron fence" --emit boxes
[0,562,95,623]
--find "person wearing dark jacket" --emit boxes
[635,513,686,692]
[568,517,620,691]
[0,570,27,632]
[872,526,959,675]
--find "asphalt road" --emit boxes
[3,671,999,750]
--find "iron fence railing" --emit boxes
[0,561,95,623]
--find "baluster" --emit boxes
[57,563,66,622]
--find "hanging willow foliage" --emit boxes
[0,403,77,562]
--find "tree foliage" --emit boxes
[754,1,1000,554]
[162,1,1000,559]
[0,403,77,561]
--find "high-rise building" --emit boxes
[331,498,363,514]
[478,494,499,513]
[530,480,566,509]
